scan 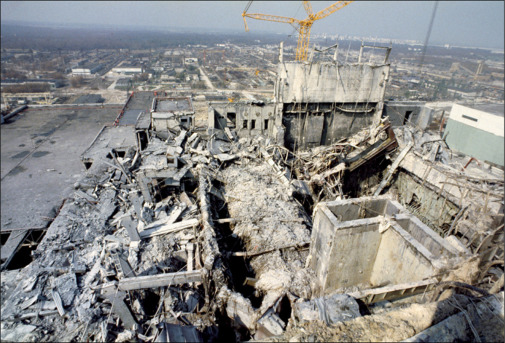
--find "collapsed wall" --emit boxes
[389,126,504,264]
[276,61,390,150]
[208,55,393,151]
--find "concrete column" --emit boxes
[279,42,284,64]
[358,41,364,63]
[187,243,195,287]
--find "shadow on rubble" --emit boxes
[209,180,262,341]
[342,152,391,198]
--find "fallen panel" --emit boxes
[1,230,29,269]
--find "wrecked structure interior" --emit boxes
[1,42,504,343]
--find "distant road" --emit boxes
[199,66,216,91]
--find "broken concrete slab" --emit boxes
[155,322,202,342]
[110,293,138,330]
[51,289,65,316]
[402,292,504,342]
[255,308,286,339]
[114,252,136,278]
[0,324,38,341]
[293,293,361,325]
[54,272,78,307]
[174,129,187,147]
[121,216,141,242]
[74,189,98,203]
[222,288,257,331]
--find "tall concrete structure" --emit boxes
[208,43,392,151]
[275,58,391,150]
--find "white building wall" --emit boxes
[449,104,504,137]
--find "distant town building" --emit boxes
[444,103,504,167]
[71,64,103,76]
[184,57,198,65]
[111,64,144,75]
[115,78,132,90]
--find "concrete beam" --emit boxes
[118,269,204,291]
[374,142,413,196]
[139,218,199,239]
[348,278,438,304]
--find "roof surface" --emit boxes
[464,103,504,117]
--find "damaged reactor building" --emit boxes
[1,41,504,342]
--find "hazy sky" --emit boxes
[2,1,504,49]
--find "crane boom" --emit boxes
[314,1,353,20]
[303,1,314,17]
[243,12,301,26]
[242,1,353,61]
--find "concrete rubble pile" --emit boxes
[392,124,504,280]
[1,92,503,342]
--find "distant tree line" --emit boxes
[0,24,286,51]
[2,83,50,93]
[1,68,27,79]
[69,76,85,88]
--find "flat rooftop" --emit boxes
[464,103,504,117]
[1,104,120,231]
[154,97,193,113]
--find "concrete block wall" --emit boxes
[369,222,436,287]
[326,220,382,291]
[383,101,433,129]
[208,102,277,139]
[275,62,390,104]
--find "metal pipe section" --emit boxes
[2,105,28,123]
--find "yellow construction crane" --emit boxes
[242,1,353,61]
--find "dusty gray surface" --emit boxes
[1,105,120,231]
[157,98,192,112]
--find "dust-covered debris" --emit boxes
[1,90,503,343]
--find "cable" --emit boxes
[244,0,253,14]
[418,1,439,89]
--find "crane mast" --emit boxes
[242,1,353,61]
